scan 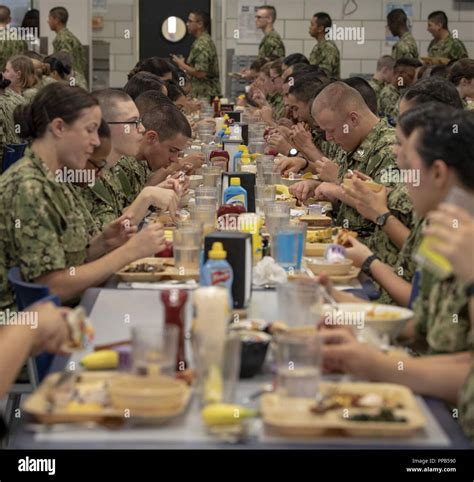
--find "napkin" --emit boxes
[253,257,287,286]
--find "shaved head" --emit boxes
[313,81,368,117]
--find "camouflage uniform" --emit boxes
[428,34,468,62]
[115,155,150,206]
[0,88,27,168]
[412,267,470,354]
[187,32,220,98]
[0,148,99,311]
[463,100,474,111]
[22,87,38,102]
[378,83,402,119]
[311,129,344,164]
[309,39,340,78]
[267,92,284,121]
[0,39,27,71]
[392,31,419,60]
[366,183,414,269]
[368,78,386,104]
[459,362,474,442]
[52,28,87,88]
[335,119,398,237]
[377,217,424,305]
[258,30,285,59]
[35,75,56,90]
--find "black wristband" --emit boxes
[300,158,309,172]
[361,254,378,276]
[465,281,474,298]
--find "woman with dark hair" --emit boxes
[0,83,166,312]
[449,58,474,109]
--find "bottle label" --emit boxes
[211,269,232,286]
[226,193,245,207]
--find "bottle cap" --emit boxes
[230,177,241,186]
[209,242,227,260]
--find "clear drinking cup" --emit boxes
[174,226,202,271]
[190,205,216,237]
[131,324,179,377]
[255,184,276,216]
[263,201,290,235]
[272,224,305,272]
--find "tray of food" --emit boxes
[23,371,192,425]
[304,228,357,257]
[116,258,199,282]
[261,381,426,437]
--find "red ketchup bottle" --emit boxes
[161,289,188,372]
[209,149,230,170]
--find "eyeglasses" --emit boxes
[87,158,107,173]
[107,118,143,129]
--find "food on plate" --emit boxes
[80,350,119,370]
[123,262,165,273]
[300,215,332,228]
[364,307,403,321]
[342,178,383,193]
[347,408,407,423]
[335,228,358,247]
[306,228,334,244]
[66,307,94,349]
[306,257,353,276]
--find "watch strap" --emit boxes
[361,254,378,275]
[377,211,393,226]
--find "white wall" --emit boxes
[222,0,474,78]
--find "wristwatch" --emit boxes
[375,211,393,227]
[361,254,378,276]
[288,148,299,157]
[465,281,474,298]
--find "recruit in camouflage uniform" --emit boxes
[258,30,285,59]
[335,119,398,238]
[366,182,414,270]
[459,363,474,442]
[0,88,27,167]
[412,267,470,355]
[309,39,340,78]
[0,148,99,311]
[0,39,27,71]
[115,155,151,205]
[377,217,424,305]
[52,28,87,88]
[187,31,220,99]
[267,92,285,121]
[378,83,402,119]
[368,78,386,103]
[311,129,345,165]
[392,31,419,60]
[428,34,468,62]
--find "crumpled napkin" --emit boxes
[253,257,287,286]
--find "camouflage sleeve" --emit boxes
[189,40,212,73]
[10,179,86,281]
[452,39,468,60]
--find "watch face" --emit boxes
[289,148,298,156]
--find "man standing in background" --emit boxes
[171,11,220,99]
[387,8,419,60]
[0,5,27,71]
[255,5,285,60]
[308,12,340,79]
[48,6,87,89]
[427,10,468,61]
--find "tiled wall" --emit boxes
[92,0,138,88]
[91,0,474,89]
[223,0,474,79]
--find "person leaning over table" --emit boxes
[78,89,180,229]
[448,59,474,110]
[368,55,395,105]
[255,5,285,60]
[287,82,398,240]
[378,57,421,119]
[386,8,419,61]
[426,10,468,62]
[308,12,340,79]
[0,83,167,311]
[328,108,473,356]
[123,71,168,100]
[251,59,285,125]
[171,11,220,100]
[116,100,194,223]
[318,203,474,442]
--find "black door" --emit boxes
[139,0,211,60]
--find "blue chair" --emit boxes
[1,142,28,174]
[7,267,59,380]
